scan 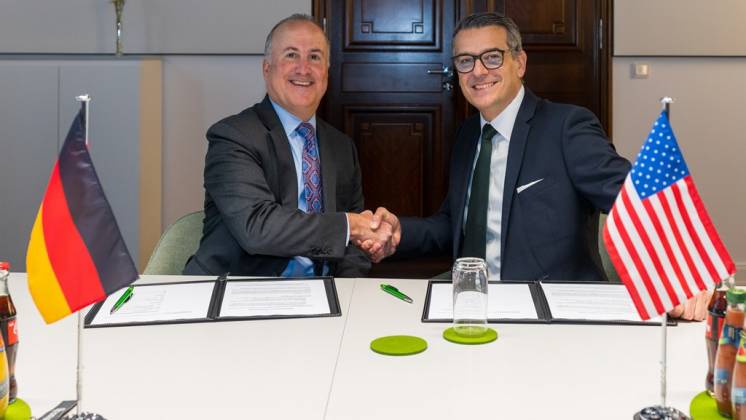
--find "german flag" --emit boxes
[26,105,138,324]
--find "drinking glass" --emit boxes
[452,257,488,337]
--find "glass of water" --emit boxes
[452,257,488,337]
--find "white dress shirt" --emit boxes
[463,86,525,279]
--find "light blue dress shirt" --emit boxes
[270,100,325,277]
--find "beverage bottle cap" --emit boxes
[0,262,9,271]
[727,288,746,304]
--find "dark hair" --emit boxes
[264,14,329,59]
[453,13,523,56]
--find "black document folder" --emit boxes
[421,280,676,326]
[84,276,341,328]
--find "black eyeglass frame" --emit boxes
[451,48,508,74]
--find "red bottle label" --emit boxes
[6,318,17,346]
[0,317,17,346]
[707,313,725,340]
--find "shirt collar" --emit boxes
[479,85,525,143]
[268,98,317,139]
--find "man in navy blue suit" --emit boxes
[363,12,711,320]
[365,12,630,282]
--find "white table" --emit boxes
[325,278,703,420]
[9,274,704,420]
[9,273,77,416]
[81,275,354,419]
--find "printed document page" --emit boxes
[220,280,331,317]
[541,283,660,322]
[427,283,538,320]
[89,282,215,325]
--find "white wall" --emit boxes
[613,2,746,279]
[3,1,744,279]
[162,56,266,227]
[615,0,746,56]
[0,0,307,54]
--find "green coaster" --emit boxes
[5,397,32,420]
[443,327,498,345]
[370,335,427,356]
[690,391,729,419]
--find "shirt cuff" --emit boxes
[344,213,351,246]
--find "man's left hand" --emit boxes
[668,290,711,321]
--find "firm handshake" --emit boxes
[347,208,401,263]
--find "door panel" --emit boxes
[505,0,609,129]
[342,63,444,92]
[346,0,439,49]
[509,0,577,44]
[346,106,443,216]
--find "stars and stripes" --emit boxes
[603,111,735,320]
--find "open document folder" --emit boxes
[85,277,341,328]
[422,281,670,326]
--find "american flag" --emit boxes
[603,111,735,320]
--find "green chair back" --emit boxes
[598,213,621,283]
[143,211,204,275]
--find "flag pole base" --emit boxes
[633,405,689,420]
[64,412,108,420]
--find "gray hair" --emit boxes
[264,14,329,59]
[453,13,523,57]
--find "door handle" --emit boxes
[426,66,455,91]
[426,66,451,75]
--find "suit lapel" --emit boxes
[316,121,337,212]
[452,117,481,256]
[256,96,298,207]
[500,89,538,258]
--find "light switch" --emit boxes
[632,63,650,79]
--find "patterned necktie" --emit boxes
[296,122,324,213]
[461,123,497,259]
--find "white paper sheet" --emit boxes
[220,279,331,317]
[89,282,215,325]
[427,283,538,320]
[541,283,661,322]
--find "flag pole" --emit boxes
[659,96,673,409]
[74,94,90,415]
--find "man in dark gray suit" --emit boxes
[185,14,394,277]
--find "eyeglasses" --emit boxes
[452,48,506,74]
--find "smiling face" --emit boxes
[453,25,527,121]
[263,20,329,121]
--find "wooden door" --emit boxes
[501,0,611,131]
[316,0,611,278]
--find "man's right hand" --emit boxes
[347,208,400,263]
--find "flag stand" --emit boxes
[632,97,688,420]
[70,94,104,420]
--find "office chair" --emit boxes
[598,213,621,283]
[143,210,204,275]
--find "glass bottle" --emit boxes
[0,322,8,417]
[731,330,746,419]
[0,262,18,402]
[452,257,488,337]
[708,281,732,394]
[715,288,746,417]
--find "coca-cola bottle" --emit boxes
[0,262,18,402]
[707,281,731,394]
[0,319,8,417]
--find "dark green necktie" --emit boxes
[461,124,497,259]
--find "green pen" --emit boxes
[110,285,134,314]
[380,284,413,303]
